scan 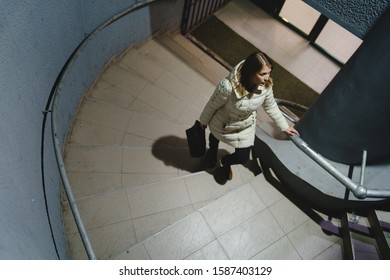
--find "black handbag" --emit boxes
[186,120,206,157]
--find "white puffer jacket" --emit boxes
[199,61,289,148]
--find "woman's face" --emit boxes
[252,65,272,86]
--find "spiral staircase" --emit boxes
[61,32,389,260]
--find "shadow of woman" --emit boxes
[152,136,262,183]
[151,135,205,173]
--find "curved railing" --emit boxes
[277,99,390,199]
[50,0,157,260]
[288,135,390,199]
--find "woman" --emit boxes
[199,52,299,182]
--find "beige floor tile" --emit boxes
[143,212,215,259]
[121,133,155,147]
[170,33,208,61]
[137,83,187,120]
[64,146,122,173]
[194,60,227,86]
[251,236,301,260]
[71,190,132,232]
[268,197,309,234]
[238,22,277,55]
[177,104,203,126]
[128,98,176,121]
[114,243,151,260]
[313,240,343,260]
[76,98,133,132]
[170,57,219,94]
[250,174,284,207]
[301,69,329,94]
[133,205,194,242]
[285,45,322,74]
[100,64,148,97]
[88,220,137,260]
[315,19,362,64]
[122,173,179,189]
[126,111,185,143]
[311,55,340,84]
[273,25,308,56]
[119,48,165,82]
[287,219,340,259]
[218,209,285,259]
[191,90,212,112]
[280,0,320,34]
[68,172,122,199]
[184,172,232,204]
[185,240,229,260]
[201,183,266,237]
[126,178,191,218]
[69,119,125,145]
[89,79,136,108]
[122,147,179,174]
[66,232,88,260]
[138,39,182,71]
[155,71,200,104]
[281,55,313,86]
[192,199,213,211]
[214,0,249,26]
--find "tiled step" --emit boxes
[120,164,259,250]
[86,38,216,125]
[158,32,229,85]
[113,176,264,260]
[63,162,259,259]
[113,173,332,260]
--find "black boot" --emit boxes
[213,164,232,185]
[205,149,218,169]
[223,165,233,181]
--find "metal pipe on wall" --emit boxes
[50,0,158,260]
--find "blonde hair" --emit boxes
[240,52,273,92]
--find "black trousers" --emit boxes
[209,133,251,167]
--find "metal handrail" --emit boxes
[50,0,157,260]
[275,99,389,199]
[289,135,390,199]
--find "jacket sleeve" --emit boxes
[199,78,231,125]
[262,87,289,131]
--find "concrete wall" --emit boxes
[304,0,389,38]
[296,6,390,164]
[0,0,183,259]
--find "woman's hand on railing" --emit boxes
[284,126,300,136]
